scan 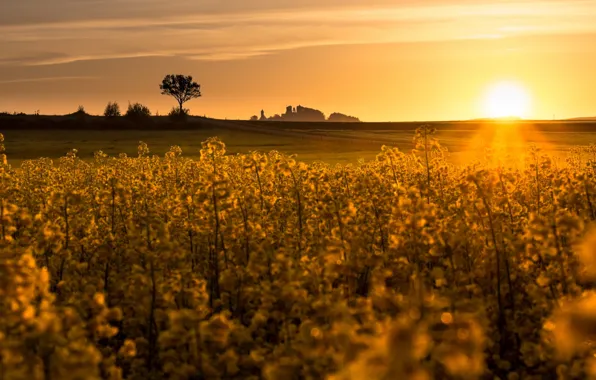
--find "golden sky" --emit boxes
[0,0,595,121]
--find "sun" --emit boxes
[482,81,531,118]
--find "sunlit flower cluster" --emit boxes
[1,128,596,379]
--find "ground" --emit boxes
[2,116,596,166]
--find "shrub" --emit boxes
[72,105,89,121]
[125,102,151,120]
[104,102,121,117]
[168,107,189,121]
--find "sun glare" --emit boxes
[482,81,531,119]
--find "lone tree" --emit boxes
[159,74,201,114]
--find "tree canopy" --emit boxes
[159,74,201,113]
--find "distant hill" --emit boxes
[566,117,596,121]
[65,110,90,118]
[328,112,360,122]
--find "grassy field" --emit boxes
[2,117,596,166]
[1,128,385,166]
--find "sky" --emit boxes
[0,0,595,121]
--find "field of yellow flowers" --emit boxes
[2,126,596,380]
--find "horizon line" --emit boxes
[1,112,595,124]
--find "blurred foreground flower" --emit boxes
[576,227,596,282]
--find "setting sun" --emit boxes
[483,82,532,119]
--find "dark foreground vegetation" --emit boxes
[4,109,596,133]
[2,126,596,379]
[0,113,210,130]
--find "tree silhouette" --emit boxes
[104,101,121,117]
[125,102,151,120]
[159,74,201,113]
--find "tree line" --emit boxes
[103,74,202,120]
[0,74,202,120]
[0,74,201,123]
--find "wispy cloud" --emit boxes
[1,1,595,66]
[21,53,171,66]
[0,76,98,84]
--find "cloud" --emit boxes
[1,0,595,66]
[0,52,73,66]
[0,76,98,84]
[0,0,466,26]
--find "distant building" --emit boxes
[251,106,359,122]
